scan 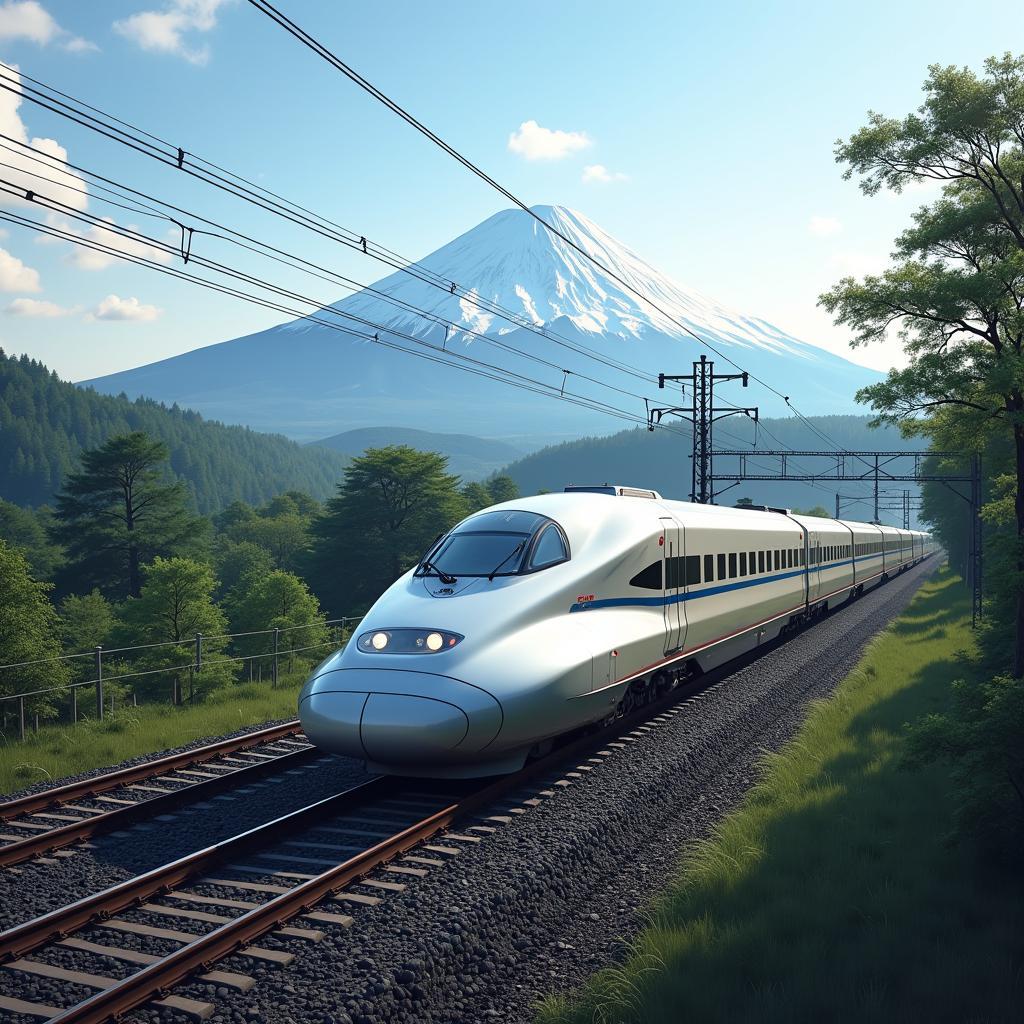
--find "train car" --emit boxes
[299,487,933,778]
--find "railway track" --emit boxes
[0,686,698,1023]
[0,722,318,869]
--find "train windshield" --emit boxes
[418,510,563,579]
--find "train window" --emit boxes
[739,552,747,576]
[728,553,738,578]
[749,551,757,573]
[704,553,714,582]
[629,561,662,590]
[772,550,778,570]
[529,525,569,569]
[666,556,682,589]
[717,553,726,580]
[420,509,561,579]
[758,551,765,573]
[684,555,701,585]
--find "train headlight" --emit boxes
[356,628,463,654]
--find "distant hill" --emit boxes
[501,416,927,526]
[0,350,348,513]
[309,426,526,481]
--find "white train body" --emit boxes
[300,488,936,777]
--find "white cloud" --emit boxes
[0,63,90,213]
[91,293,162,322]
[0,244,39,290]
[64,217,174,271]
[508,120,591,161]
[0,2,96,52]
[7,296,74,317]
[114,0,228,66]
[582,164,628,185]
[808,215,843,237]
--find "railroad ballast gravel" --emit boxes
[107,560,937,1024]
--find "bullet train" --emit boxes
[299,486,936,777]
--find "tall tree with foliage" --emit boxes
[821,53,1024,676]
[51,432,205,600]
[0,500,61,581]
[0,540,70,721]
[227,570,329,674]
[308,446,466,614]
[116,557,231,703]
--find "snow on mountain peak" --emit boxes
[324,204,818,361]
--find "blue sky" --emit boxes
[0,0,1016,383]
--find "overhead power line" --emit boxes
[243,0,867,464]
[0,192,677,436]
[0,62,658,392]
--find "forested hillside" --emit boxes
[0,351,349,512]
[503,416,920,517]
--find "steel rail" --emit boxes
[0,720,304,819]
[0,682,704,1024]
[0,776,396,961]
[0,721,314,868]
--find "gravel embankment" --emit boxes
[95,559,935,1024]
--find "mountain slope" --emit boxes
[83,206,881,442]
[308,427,525,480]
[0,350,348,512]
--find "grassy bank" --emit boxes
[540,568,1023,1024]
[0,676,308,796]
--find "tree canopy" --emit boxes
[51,432,206,600]
[307,446,467,614]
[823,52,1024,676]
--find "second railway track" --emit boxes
[0,722,319,868]
[0,683,703,1024]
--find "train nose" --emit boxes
[299,668,503,764]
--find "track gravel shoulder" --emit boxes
[113,560,938,1024]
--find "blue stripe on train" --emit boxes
[569,554,906,613]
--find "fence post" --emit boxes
[72,684,77,724]
[192,633,202,704]
[94,646,104,721]
[18,696,25,741]
[272,628,280,688]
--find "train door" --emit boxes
[660,517,684,655]
[805,527,822,603]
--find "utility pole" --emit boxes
[648,354,758,503]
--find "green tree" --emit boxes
[51,432,206,600]
[487,474,519,504]
[0,540,70,722]
[227,570,329,675]
[116,557,231,704]
[461,481,493,512]
[822,53,1024,676]
[794,505,831,518]
[213,539,274,599]
[59,590,115,654]
[307,446,466,614]
[0,499,61,580]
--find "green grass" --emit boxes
[0,675,308,796]
[539,568,1023,1024]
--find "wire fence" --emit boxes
[0,617,363,742]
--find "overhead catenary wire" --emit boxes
[0,203,681,438]
[0,61,868,493]
[0,140,659,409]
[0,63,660,392]
[243,0,872,465]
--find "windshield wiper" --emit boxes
[488,540,525,581]
[421,559,457,585]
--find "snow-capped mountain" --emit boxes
[83,205,879,443]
